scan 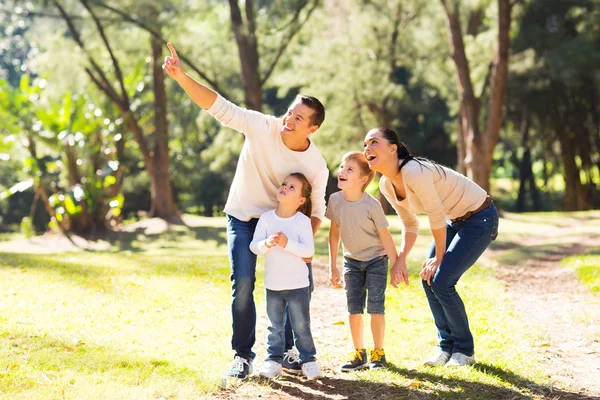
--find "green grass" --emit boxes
[561,253,600,294]
[1,213,591,399]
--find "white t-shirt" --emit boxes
[206,95,329,222]
[249,210,314,291]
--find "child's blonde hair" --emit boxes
[288,172,312,218]
[342,151,374,192]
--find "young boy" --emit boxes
[326,151,398,371]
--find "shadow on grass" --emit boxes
[94,225,228,253]
[496,242,600,266]
[0,251,231,291]
[236,362,594,400]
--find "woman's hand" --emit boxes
[419,257,442,286]
[390,258,409,288]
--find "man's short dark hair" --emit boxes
[296,95,325,128]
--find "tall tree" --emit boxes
[440,0,513,192]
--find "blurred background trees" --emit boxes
[1,0,599,235]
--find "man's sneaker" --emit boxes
[258,360,283,378]
[225,356,253,379]
[369,348,387,370]
[423,350,451,367]
[302,361,324,380]
[282,348,302,375]
[446,352,475,367]
[340,349,369,372]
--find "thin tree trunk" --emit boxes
[150,33,177,218]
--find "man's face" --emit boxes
[281,101,319,138]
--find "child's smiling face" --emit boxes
[277,175,306,208]
[337,159,368,191]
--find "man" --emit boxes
[163,43,329,379]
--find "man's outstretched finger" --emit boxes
[167,43,178,59]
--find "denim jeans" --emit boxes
[226,214,303,360]
[266,286,316,363]
[284,262,313,351]
[343,255,388,315]
[423,204,499,356]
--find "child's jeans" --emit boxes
[343,255,389,315]
[265,286,316,363]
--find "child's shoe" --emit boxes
[258,360,282,378]
[340,349,369,371]
[301,361,324,380]
[282,348,302,375]
[369,348,387,370]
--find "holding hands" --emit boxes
[162,43,185,81]
[390,258,410,288]
[266,232,288,248]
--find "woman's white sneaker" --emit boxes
[446,352,475,367]
[423,350,451,367]
[259,360,283,378]
[301,361,324,380]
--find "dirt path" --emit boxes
[490,214,600,397]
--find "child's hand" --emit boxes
[390,258,409,288]
[329,267,343,288]
[274,232,288,248]
[266,234,279,248]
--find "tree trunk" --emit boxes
[441,0,511,192]
[228,0,263,111]
[149,34,177,218]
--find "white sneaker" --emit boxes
[423,350,451,367]
[259,360,282,378]
[446,352,475,367]
[301,361,324,380]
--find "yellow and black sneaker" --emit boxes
[340,349,369,372]
[370,348,387,370]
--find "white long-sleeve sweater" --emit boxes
[249,210,314,291]
[206,95,329,222]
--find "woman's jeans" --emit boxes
[423,204,499,356]
[226,214,313,361]
[266,287,317,363]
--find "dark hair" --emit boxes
[342,151,374,192]
[367,127,446,176]
[296,95,325,128]
[288,172,313,218]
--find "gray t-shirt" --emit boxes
[326,191,389,261]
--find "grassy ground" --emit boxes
[0,214,593,399]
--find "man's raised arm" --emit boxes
[162,43,217,110]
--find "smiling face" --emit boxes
[281,100,319,139]
[337,158,369,192]
[276,175,307,210]
[363,129,398,172]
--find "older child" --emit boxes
[250,173,324,380]
[327,152,403,371]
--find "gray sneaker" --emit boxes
[446,352,475,367]
[423,350,451,367]
[225,356,253,379]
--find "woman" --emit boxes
[363,127,498,367]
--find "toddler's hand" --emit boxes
[266,234,279,248]
[275,232,288,248]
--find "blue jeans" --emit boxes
[343,255,388,315]
[284,262,313,351]
[423,204,499,356]
[226,214,309,360]
[266,287,316,363]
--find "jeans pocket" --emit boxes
[490,210,499,241]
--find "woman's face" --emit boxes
[363,130,397,171]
